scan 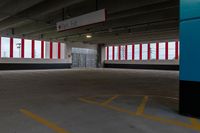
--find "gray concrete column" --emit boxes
[64,41,72,64]
[96,44,105,68]
[101,44,106,67]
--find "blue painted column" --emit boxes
[180,0,200,117]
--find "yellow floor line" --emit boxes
[79,97,200,132]
[136,96,148,115]
[101,95,119,105]
[79,98,135,115]
[20,109,71,133]
[189,118,200,129]
[141,114,200,131]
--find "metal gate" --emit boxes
[72,48,97,68]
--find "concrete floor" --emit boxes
[0,68,199,133]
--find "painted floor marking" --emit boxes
[79,97,136,115]
[100,95,119,105]
[189,117,200,129]
[136,96,148,115]
[79,96,200,131]
[20,109,71,133]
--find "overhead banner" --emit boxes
[56,9,106,32]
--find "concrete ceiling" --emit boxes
[0,0,179,44]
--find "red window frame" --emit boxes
[139,43,142,60]
[41,40,44,59]
[58,42,61,59]
[156,42,159,60]
[50,41,53,59]
[132,44,135,60]
[112,45,115,60]
[21,38,24,58]
[175,40,179,60]
[165,41,168,60]
[31,40,35,58]
[10,37,13,58]
[148,43,151,60]
[0,37,1,58]
[118,45,121,60]
[125,45,128,60]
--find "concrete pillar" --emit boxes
[97,44,105,68]
[64,42,72,64]
[101,44,106,67]
[180,0,200,117]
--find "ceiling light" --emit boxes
[86,34,92,38]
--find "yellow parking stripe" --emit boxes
[101,95,119,105]
[189,118,200,129]
[136,96,148,115]
[20,109,71,133]
[141,114,200,131]
[79,96,200,132]
[79,98,135,115]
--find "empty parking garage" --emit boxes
[0,0,199,133]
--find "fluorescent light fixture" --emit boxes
[86,34,92,38]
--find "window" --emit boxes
[120,45,125,60]
[53,42,58,59]
[13,38,21,58]
[45,41,50,59]
[159,42,165,60]
[0,37,64,60]
[150,43,156,60]
[105,40,180,61]
[24,39,31,58]
[142,44,148,60]
[35,40,41,59]
[108,46,112,60]
[134,44,140,60]
[61,43,65,59]
[168,41,175,60]
[127,45,132,60]
[1,37,10,58]
[114,46,118,60]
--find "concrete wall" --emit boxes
[0,58,69,64]
[101,44,106,66]
[104,60,179,70]
[105,60,179,65]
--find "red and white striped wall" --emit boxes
[105,40,179,61]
